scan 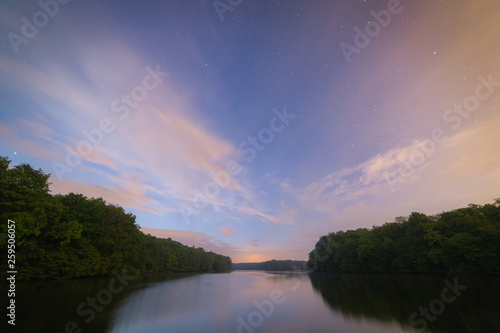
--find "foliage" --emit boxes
[307,201,500,275]
[262,259,308,271]
[232,262,264,270]
[233,260,308,271]
[0,156,232,280]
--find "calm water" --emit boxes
[6,271,500,332]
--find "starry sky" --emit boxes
[1,0,500,262]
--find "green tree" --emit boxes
[1,156,232,279]
[308,199,500,275]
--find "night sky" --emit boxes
[1,0,499,262]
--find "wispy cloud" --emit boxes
[231,205,292,225]
[1,30,251,217]
[216,225,238,237]
[140,227,241,255]
[0,121,59,160]
[300,110,500,215]
[49,178,168,214]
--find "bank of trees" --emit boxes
[262,259,307,271]
[233,260,307,271]
[233,262,264,270]
[0,156,232,280]
[308,200,500,275]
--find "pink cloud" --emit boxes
[0,123,59,161]
[49,178,167,214]
[140,227,241,257]
[216,225,238,237]
[140,227,308,263]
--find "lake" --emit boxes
[7,271,500,332]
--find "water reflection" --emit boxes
[108,273,233,333]
[107,271,419,333]
[9,271,500,333]
[6,276,123,333]
[308,273,500,333]
[1,272,193,333]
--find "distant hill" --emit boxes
[233,259,308,271]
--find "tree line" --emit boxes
[307,200,500,275]
[233,260,308,271]
[0,156,232,280]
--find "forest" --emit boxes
[307,199,500,275]
[233,259,308,271]
[0,156,232,280]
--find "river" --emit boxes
[7,271,500,332]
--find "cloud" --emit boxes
[0,119,61,161]
[232,205,292,225]
[300,108,500,215]
[300,166,371,213]
[139,228,309,263]
[1,27,252,219]
[216,225,238,237]
[231,248,309,263]
[49,178,168,214]
[140,227,241,257]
